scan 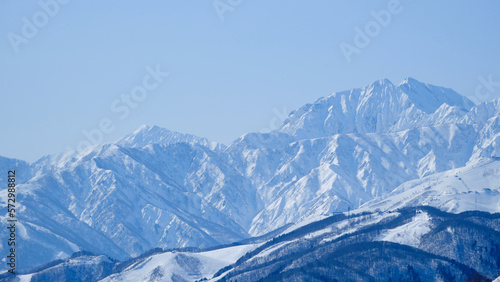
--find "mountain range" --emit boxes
[1,78,500,281]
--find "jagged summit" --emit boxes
[371,78,394,86]
[277,78,475,140]
[398,76,420,85]
[115,125,224,151]
[398,77,475,113]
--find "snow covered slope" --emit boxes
[247,123,479,235]
[359,158,500,214]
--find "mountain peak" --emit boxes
[277,78,475,139]
[115,125,224,150]
[372,78,394,86]
[133,124,163,133]
[367,79,394,91]
[398,77,421,86]
[398,78,475,114]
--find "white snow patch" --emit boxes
[377,211,431,247]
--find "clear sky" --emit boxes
[1,0,500,162]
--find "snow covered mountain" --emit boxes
[1,77,500,278]
[228,78,499,235]
[277,78,474,139]
[1,142,259,272]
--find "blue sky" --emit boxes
[1,0,500,162]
